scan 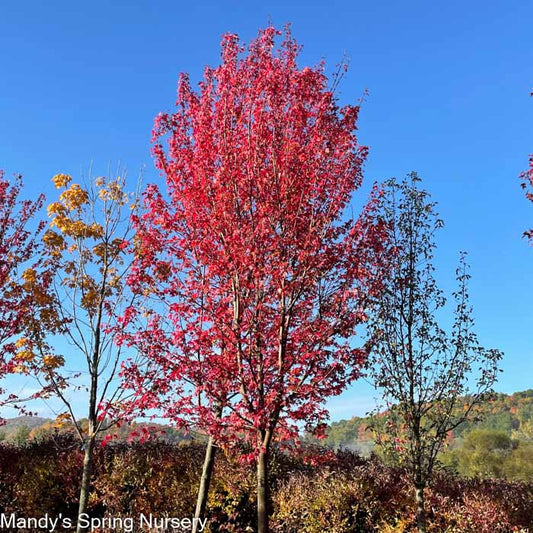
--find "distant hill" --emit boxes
[0,415,192,444]
[0,416,51,436]
[2,390,532,450]
[322,390,533,452]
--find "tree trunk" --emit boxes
[76,283,104,533]
[257,448,269,533]
[76,436,95,533]
[414,483,427,533]
[192,436,217,533]
[77,352,98,533]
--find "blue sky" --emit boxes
[1,1,531,421]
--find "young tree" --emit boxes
[129,26,387,533]
[365,174,502,533]
[0,172,58,424]
[41,172,138,533]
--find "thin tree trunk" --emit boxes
[76,436,95,533]
[77,349,99,533]
[414,482,427,533]
[257,448,269,533]
[192,436,217,533]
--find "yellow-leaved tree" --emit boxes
[40,171,139,533]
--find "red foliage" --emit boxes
[0,172,56,423]
[120,26,388,460]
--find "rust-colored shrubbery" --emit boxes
[0,436,531,532]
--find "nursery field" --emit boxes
[1,3,532,532]
[1,436,532,533]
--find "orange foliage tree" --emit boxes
[40,171,139,533]
[0,171,59,424]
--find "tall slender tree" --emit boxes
[126,26,388,533]
[365,174,502,533]
[41,172,138,533]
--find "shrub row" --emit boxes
[0,435,531,532]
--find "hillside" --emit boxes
[1,415,50,432]
[2,390,532,450]
[323,389,533,452]
[0,416,191,444]
[0,416,50,441]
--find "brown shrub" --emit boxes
[0,438,531,532]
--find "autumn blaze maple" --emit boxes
[121,26,388,532]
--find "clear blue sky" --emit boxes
[1,1,531,421]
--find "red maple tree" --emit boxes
[121,26,388,532]
[0,172,58,424]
